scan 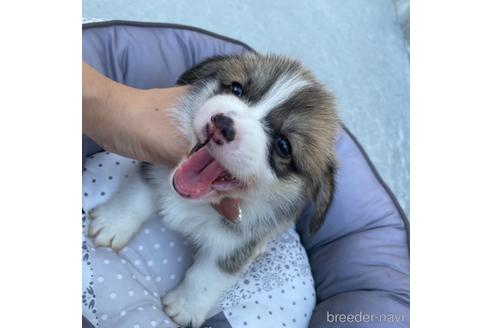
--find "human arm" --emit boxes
[82,62,189,166]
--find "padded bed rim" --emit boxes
[342,123,410,251]
[82,20,255,53]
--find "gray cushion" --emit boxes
[83,21,409,328]
[296,127,409,327]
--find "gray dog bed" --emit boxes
[82,21,409,328]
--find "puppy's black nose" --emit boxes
[209,113,235,144]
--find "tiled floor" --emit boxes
[83,0,410,215]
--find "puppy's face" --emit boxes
[172,54,339,233]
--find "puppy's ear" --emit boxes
[177,56,227,85]
[308,160,336,235]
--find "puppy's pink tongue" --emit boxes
[213,198,240,222]
[173,147,224,198]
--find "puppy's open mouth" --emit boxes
[172,140,242,199]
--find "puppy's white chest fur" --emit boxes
[89,162,269,327]
[152,165,248,257]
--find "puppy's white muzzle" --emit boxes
[192,95,273,184]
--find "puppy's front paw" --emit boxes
[88,205,139,250]
[162,284,209,328]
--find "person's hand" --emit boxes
[83,63,240,220]
[83,63,189,166]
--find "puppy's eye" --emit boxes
[274,136,292,158]
[230,81,244,97]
